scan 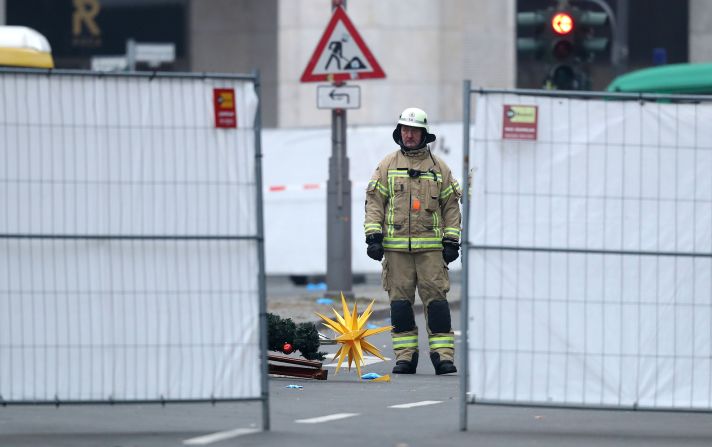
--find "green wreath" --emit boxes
[267,313,327,361]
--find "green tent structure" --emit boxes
[606,63,712,95]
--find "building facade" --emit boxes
[3,0,710,127]
[190,0,518,128]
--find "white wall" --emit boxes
[278,0,516,128]
[262,122,464,275]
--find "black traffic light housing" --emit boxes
[517,1,610,90]
[547,9,583,90]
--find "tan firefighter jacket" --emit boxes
[364,147,462,251]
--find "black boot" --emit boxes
[392,352,418,374]
[430,352,457,375]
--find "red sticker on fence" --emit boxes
[502,105,537,140]
[213,88,237,128]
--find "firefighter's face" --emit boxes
[400,125,424,149]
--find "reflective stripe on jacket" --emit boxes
[364,148,462,251]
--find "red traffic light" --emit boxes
[551,12,574,35]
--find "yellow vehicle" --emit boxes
[0,26,54,69]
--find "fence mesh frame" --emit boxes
[0,68,269,429]
[460,84,712,430]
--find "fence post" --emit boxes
[459,79,472,432]
[252,69,270,432]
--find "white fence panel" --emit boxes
[466,91,712,410]
[0,72,263,403]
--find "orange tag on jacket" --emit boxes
[412,198,421,211]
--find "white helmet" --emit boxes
[397,107,430,132]
[393,107,436,149]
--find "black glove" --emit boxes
[366,233,384,261]
[442,238,460,264]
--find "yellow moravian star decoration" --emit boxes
[316,293,393,377]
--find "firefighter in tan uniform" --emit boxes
[364,107,461,375]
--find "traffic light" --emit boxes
[577,10,609,61]
[516,11,547,55]
[517,1,610,90]
[546,9,582,90]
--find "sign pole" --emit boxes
[301,0,384,298]
[326,105,353,299]
[326,0,353,299]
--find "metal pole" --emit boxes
[326,0,353,299]
[459,79,472,432]
[615,0,629,75]
[252,70,270,431]
[326,108,353,298]
[126,38,137,71]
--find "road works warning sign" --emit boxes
[300,7,385,83]
[502,104,538,140]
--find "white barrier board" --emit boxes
[263,122,463,275]
[0,73,261,402]
[467,92,712,409]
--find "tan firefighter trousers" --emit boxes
[382,250,455,363]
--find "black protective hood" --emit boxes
[392,124,436,152]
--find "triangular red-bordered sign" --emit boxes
[300,7,385,83]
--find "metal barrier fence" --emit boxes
[460,83,712,429]
[0,69,268,428]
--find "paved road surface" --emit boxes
[3,308,712,447]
